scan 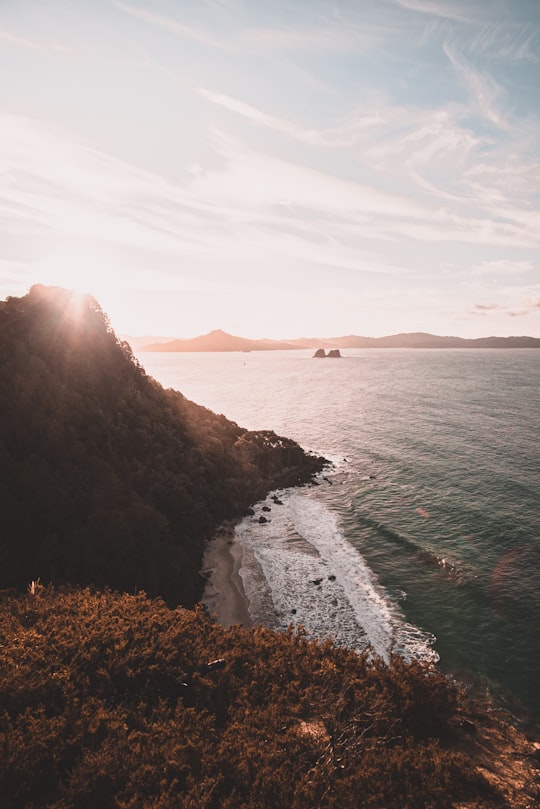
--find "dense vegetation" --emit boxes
[0,286,325,605]
[0,586,501,809]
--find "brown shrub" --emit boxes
[0,587,497,808]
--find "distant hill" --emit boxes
[139,329,540,352]
[120,333,177,350]
[141,329,300,352]
[0,286,326,606]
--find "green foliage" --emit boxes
[0,286,326,605]
[0,587,496,809]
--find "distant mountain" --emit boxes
[138,329,540,352]
[120,333,177,349]
[141,329,300,352]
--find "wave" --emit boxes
[355,514,470,584]
[236,491,437,663]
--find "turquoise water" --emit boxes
[137,349,540,728]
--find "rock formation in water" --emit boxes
[313,348,342,358]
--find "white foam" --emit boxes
[236,491,437,663]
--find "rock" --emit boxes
[247,508,255,516]
[328,575,336,582]
[262,505,271,512]
[258,515,268,524]
[200,658,226,674]
[313,348,342,358]
[311,578,323,586]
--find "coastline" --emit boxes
[201,521,252,628]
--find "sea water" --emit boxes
[136,348,540,728]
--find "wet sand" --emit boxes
[201,522,253,628]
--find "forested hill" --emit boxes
[0,286,326,605]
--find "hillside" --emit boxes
[0,286,326,606]
[1,586,538,809]
[139,330,540,352]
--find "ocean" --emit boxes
[136,348,540,728]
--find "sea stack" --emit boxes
[312,348,342,358]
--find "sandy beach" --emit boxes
[201,521,253,628]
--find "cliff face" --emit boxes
[0,286,326,605]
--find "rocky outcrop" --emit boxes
[313,348,342,358]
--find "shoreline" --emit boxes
[201,506,540,741]
[201,521,253,628]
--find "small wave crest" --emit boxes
[356,515,471,585]
[236,492,437,663]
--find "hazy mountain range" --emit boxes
[130,329,540,352]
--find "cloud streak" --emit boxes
[443,41,509,128]
[469,21,540,63]
[391,0,487,25]
[0,26,70,53]
[115,1,227,48]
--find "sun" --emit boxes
[29,247,131,329]
[32,249,108,298]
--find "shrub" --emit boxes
[0,587,495,808]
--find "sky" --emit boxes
[1,0,540,339]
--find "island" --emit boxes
[313,348,342,358]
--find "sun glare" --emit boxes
[32,250,106,297]
[30,248,131,330]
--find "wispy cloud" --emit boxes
[471,302,503,313]
[0,26,70,53]
[443,41,509,128]
[114,1,226,48]
[468,259,535,277]
[0,27,38,49]
[469,291,540,321]
[197,88,382,146]
[469,22,540,63]
[239,25,349,52]
[391,0,487,25]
